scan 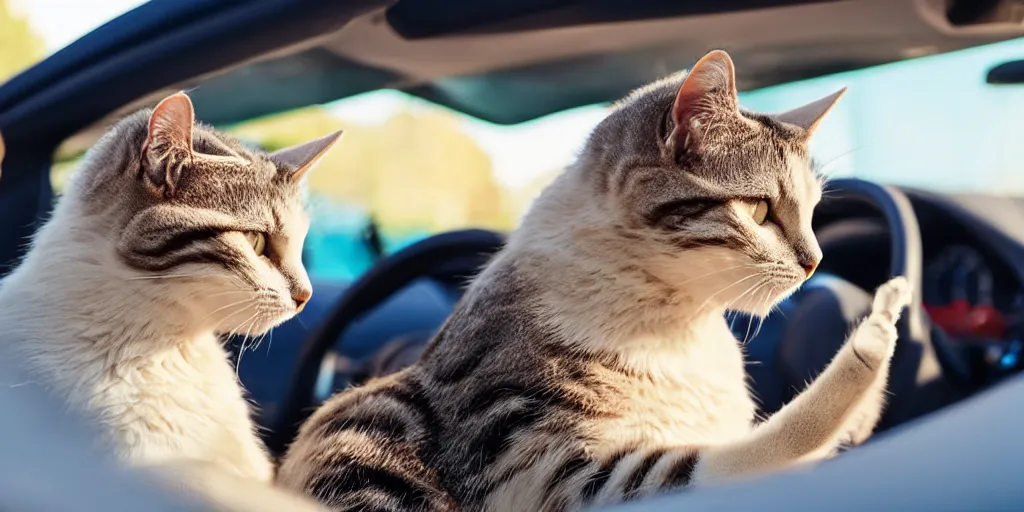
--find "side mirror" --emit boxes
[987,59,1024,84]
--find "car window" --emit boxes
[35,24,1024,282]
[243,38,1024,282]
[221,94,610,281]
[741,36,1024,196]
[6,0,149,194]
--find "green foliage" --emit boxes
[0,1,44,81]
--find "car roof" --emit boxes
[1,0,1023,161]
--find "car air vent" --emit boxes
[987,59,1024,84]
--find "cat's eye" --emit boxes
[751,200,770,225]
[246,232,267,256]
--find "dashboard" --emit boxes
[811,188,1024,390]
[233,187,1024,431]
[911,193,1024,385]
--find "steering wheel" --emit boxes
[764,178,970,431]
[268,179,971,455]
[267,229,506,455]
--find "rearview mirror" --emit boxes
[986,59,1024,84]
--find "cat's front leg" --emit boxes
[692,276,911,483]
[835,275,913,447]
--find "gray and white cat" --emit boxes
[0,92,337,510]
[276,50,912,511]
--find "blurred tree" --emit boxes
[229,105,515,234]
[52,100,540,234]
[0,0,45,81]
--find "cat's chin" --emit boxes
[724,280,804,317]
[214,309,296,338]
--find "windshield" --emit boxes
[25,3,1023,281]
[226,37,1023,281]
[221,94,609,281]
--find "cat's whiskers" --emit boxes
[200,290,257,303]
[233,311,266,378]
[750,282,782,343]
[238,318,269,372]
[749,280,778,344]
[205,288,254,296]
[249,317,274,353]
[200,297,258,327]
[727,310,741,331]
[724,296,746,333]
[771,306,787,322]
[717,275,768,345]
[741,280,773,345]
[724,274,767,312]
[694,273,762,317]
[675,263,756,287]
[211,305,258,336]
[126,272,233,281]
[682,262,763,325]
[263,328,276,355]
[215,306,260,339]
[721,277,757,330]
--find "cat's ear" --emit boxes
[667,50,740,156]
[141,92,195,197]
[772,88,846,137]
[270,130,343,182]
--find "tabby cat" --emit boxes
[0,92,337,511]
[276,50,912,511]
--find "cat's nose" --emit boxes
[802,262,817,279]
[797,245,822,280]
[800,257,819,279]
[292,289,312,312]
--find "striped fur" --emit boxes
[0,93,339,510]
[277,51,910,511]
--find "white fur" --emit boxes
[0,192,274,481]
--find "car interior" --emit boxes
[4,0,1024,509]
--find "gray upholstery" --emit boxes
[610,373,1024,511]
[0,338,1019,509]
[0,348,206,511]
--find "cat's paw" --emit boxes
[851,276,912,369]
[870,276,913,325]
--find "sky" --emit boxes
[12,0,147,52]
